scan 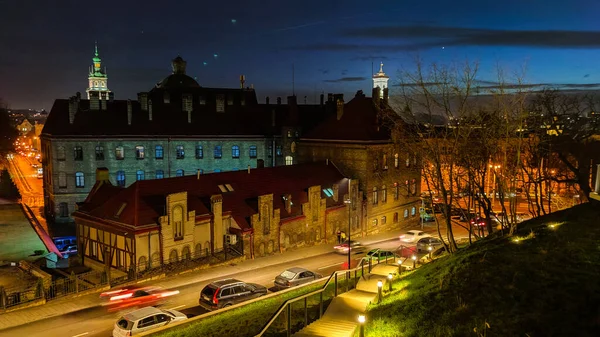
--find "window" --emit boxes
[382,154,388,170]
[372,187,378,205]
[155,145,163,159]
[393,212,399,223]
[57,146,65,161]
[214,146,222,159]
[136,170,145,181]
[381,185,387,203]
[285,156,293,165]
[276,145,282,156]
[74,146,83,161]
[268,145,273,158]
[135,146,145,159]
[394,183,399,200]
[411,207,416,216]
[372,219,378,226]
[394,153,399,168]
[58,172,66,188]
[232,145,240,159]
[95,146,104,160]
[176,145,185,159]
[195,145,203,159]
[404,209,409,218]
[249,146,257,158]
[75,171,85,188]
[115,146,124,160]
[406,154,410,167]
[295,131,299,137]
[138,317,156,329]
[116,170,125,186]
[411,178,417,195]
[156,170,164,179]
[176,169,184,177]
[413,154,417,166]
[405,180,410,196]
[382,216,387,225]
[214,169,221,173]
[287,130,292,137]
[59,202,69,217]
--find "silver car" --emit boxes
[112,306,187,337]
[416,237,444,253]
[274,267,322,290]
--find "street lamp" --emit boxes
[397,259,403,275]
[387,273,393,292]
[358,315,366,337]
[344,179,353,271]
[428,246,433,259]
[411,255,417,269]
[377,281,383,304]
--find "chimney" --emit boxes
[284,194,292,214]
[183,94,193,123]
[247,165,251,174]
[90,91,100,110]
[266,96,270,105]
[320,94,324,106]
[336,98,344,120]
[287,95,297,106]
[127,99,132,125]
[373,87,381,106]
[68,96,78,124]
[95,167,110,183]
[240,75,246,89]
[138,92,148,111]
[108,92,114,102]
[383,88,389,105]
[148,100,153,121]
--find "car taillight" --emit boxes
[213,290,219,305]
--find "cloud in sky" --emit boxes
[323,76,367,83]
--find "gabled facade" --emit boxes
[73,163,358,274]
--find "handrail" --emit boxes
[254,258,367,337]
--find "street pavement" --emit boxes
[0,225,466,337]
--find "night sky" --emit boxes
[2,0,600,110]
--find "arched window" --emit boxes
[372,187,378,205]
[404,209,409,218]
[116,170,125,186]
[411,207,416,216]
[115,146,124,160]
[75,172,85,187]
[381,185,387,203]
[135,146,145,159]
[411,178,417,195]
[231,145,240,158]
[95,146,104,160]
[249,146,257,158]
[73,146,83,161]
[195,145,203,159]
[136,170,145,181]
[176,145,184,159]
[406,153,410,167]
[173,206,183,240]
[176,169,184,177]
[394,153,399,168]
[285,156,293,165]
[405,180,410,196]
[214,146,222,159]
[156,170,164,179]
[155,145,163,159]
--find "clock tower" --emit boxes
[372,62,389,98]
[86,42,111,99]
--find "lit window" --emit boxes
[214,146,222,159]
[74,146,83,161]
[156,170,164,179]
[372,219,378,226]
[95,146,104,160]
[285,156,293,165]
[176,169,184,177]
[404,209,409,218]
[405,180,410,196]
[195,145,203,159]
[394,153,399,168]
[268,145,273,158]
[406,154,410,167]
[232,145,240,159]
[372,187,378,205]
[136,170,145,181]
[115,146,124,160]
[75,171,85,188]
[249,146,257,158]
[135,146,145,160]
[411,178,417,195]
[116,171,125,186]
[287,130,292,137]
[276,145,282,156]
[382,154,388,170]
[176,145,184,159]
[381,216,386,225]
[155,145,164,159]
[411,207,416,216]
[381,185,387,203]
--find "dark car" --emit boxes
[274,267,322,290]
[199,279,267,311]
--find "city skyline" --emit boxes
[2,0,600,109]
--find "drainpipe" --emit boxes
[147,232,152,269]
[272,139,276,167]
[167,138,171,177]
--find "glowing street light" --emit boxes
[377,281,383,304]
[358,315,366,337]
[397,259,403,275]
[428,245,433,259]
[387,273,393,291]
[411,255,417,269]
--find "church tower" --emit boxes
[372,62,389,98]
[86,42,111,99]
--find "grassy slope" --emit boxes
[366,203,600,337]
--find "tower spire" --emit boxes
[372,60,389,98]
[94,41,98,57]
[87,42,111,100]
[379,62,384,74]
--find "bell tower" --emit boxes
[86,42,111,100]
[372,62,389,98]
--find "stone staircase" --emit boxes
[293,264,399,337]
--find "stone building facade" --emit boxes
[73,162,357,274]
[41,55,334,224]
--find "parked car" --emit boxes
[112,306,187,337]
[101,286,180,312]
[416,237,444,252]
[274,267,322,290]
[199,279,267,311]
[361,249,396,264]
[333,240,365,254]
[400,230,430,243]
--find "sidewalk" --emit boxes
[0,228,409,331]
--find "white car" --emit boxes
[399,230,430,243]
[113,306,187,337]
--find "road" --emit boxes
[0,227,469,337]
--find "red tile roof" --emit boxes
[75,162,349,233]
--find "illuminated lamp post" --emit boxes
[412,255,417,269]
[377,281,383,304]
[387,273,393,292]
[358,315,366,337]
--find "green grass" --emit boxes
[364,203,600,337]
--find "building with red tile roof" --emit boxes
[73,162,358,273]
